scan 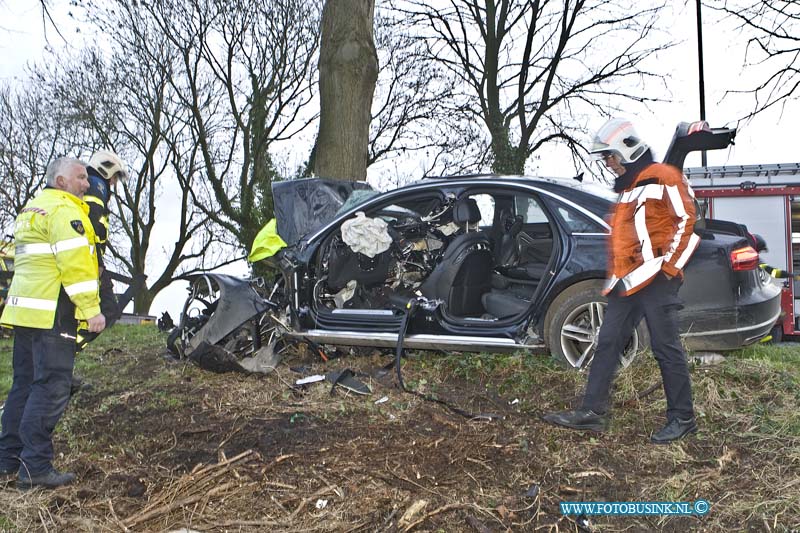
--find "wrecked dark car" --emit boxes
[168,122,781,371]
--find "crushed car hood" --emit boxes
[273,178,376,246]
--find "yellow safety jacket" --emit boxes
[0,188,101,328]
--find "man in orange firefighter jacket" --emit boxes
[543,118,700,444]
[0,157,105,488]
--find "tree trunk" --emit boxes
[314,0,378,181]
[133,286,154,315]
[489,122,527,175]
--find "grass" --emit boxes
[0,325,165,398]
[0,327,798,531]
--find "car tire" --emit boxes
[544,280,650,370]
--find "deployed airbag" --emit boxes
[341,212,392,258]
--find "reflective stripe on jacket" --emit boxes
[603,163,700,296]
[0,188,101,328]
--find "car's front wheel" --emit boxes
[544,280,649,370]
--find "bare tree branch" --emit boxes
[390,0,673,175]
[709,0,800,118]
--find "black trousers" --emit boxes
[581,273,695,421]
[0,323,76,475]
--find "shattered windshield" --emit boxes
[335,189,380,217]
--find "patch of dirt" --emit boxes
[0,341,798,532]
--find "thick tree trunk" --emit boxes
[133,286,154,315]
[314,0,378,181]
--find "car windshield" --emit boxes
[335,189,381,217]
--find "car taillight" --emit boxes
[730,246,759,271]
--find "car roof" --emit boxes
[303,174,614,244]
[412,174,616,217]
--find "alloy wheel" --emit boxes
[559,301,641,369]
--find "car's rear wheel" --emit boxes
[544,280,649,370]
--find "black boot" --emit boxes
[650,417,697,444]
[541,409,609,432]
[18,469,76,489]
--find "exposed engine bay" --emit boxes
[314,197,465,312]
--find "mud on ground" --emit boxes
[0,327,798,532]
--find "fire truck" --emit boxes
[686,162,800,340]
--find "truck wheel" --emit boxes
[767,324,783,344]
[545,281,649,370]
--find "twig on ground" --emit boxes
[37,510,50,533]
[193,448,254,476]
[107,498,129,532]
[387,464,445,498]
[217,415,244,450]
[401,502,475,532]
[205,519,282,528]
[261,453,295,474]
[379,508,399,532]
[150,431,178,458]
[121,448,258,529]
[123,480,242,528]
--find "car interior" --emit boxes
[312,189,558,323]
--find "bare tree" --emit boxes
[710,0,799,117]
[33,10,224,312]
[121,0,322,254]
[391,0,673,175]
[367,8,482,184]
[0,82,89,235]
[313,0,379,181]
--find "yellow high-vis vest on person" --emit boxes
[0,188,101,329]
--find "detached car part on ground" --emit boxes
[167,122,781,372]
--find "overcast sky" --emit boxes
[1,0,797,317]
[2,1,796,167]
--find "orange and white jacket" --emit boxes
[603,163,700,296]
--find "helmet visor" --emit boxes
[592,149,620,162]
[112,170,129,182]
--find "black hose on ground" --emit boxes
[393,298,499,421]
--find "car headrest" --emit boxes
[453,198,482,225]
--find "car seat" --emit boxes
[491,208,522,267]
[420,198,492,316]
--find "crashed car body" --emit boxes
[172,123,781,369]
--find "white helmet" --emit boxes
[88,149,128,182]
[589,118,649,164]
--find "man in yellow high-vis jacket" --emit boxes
[0,157,105,489]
